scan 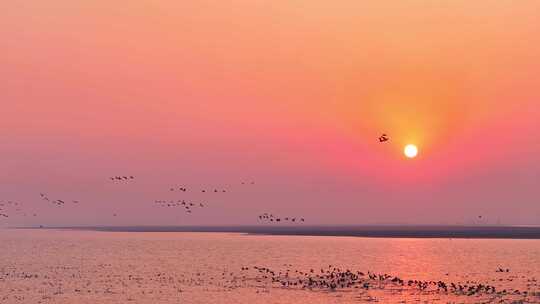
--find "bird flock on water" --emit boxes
[239,264,539,301]
[1,255,537,303]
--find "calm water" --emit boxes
[1,229,539,303]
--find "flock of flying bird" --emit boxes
[170,186,227,193]
[154,199,205,214]
[0,200,36,218]
[258,213,305,223]
[39,193,79,207]
[0,178,309,224]
[110,176,135,181]
[0,134,496,225]
[0,201,16,218]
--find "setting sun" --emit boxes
[404,144,418,158]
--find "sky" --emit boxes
[1,0,539,226]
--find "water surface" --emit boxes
[1,229,539,303]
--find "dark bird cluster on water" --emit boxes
[379,134,389,142]
[154,200,205,214]
[240,264,533,299]
[0,259,537,304]
[110,176,135,181]
[497,268,510,273]
[258,213,305,223]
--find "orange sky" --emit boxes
[1,1,539,226]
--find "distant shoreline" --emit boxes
[15,225,540,239]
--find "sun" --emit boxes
[404,144,418,158]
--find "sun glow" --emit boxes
[404,144,418,158]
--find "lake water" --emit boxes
[1,229,539,303]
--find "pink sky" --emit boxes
[1,1,539,226]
